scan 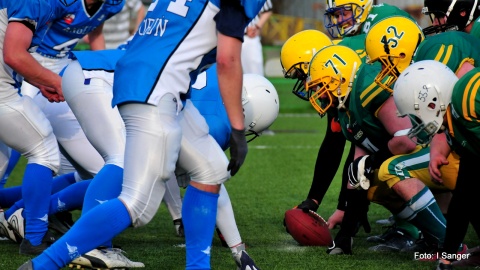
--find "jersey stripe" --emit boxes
[360,81,383,107]
[434,44,453,65]
[462,72,480,121]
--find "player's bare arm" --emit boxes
[216,32,244,131]
[4,22,63,102]
[377,97,416,155]
[429,132,451,184]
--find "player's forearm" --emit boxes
[7,50,60,88]
[217,34,244,130]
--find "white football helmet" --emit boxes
[242,74,280,141]
[393,60,458,145]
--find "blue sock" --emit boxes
[0,149,21,189]
[4,172,78,218]
[50,180,91,214]
[0,185,22,209]
[22,163,53,245]
[51,172,77,193]
[81,164,123,247]
[82,164,123,214]
[33,198,131,270]
[182,185,219,270]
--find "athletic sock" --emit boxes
[396,186,446,245]
[49,180,91,214]
[216,184,241,247]
[183,185,219,270]
[5,173,81,218]
[22,164,53,245]
[393,216,420,240]
[81,164,123,214]
[34,198,131,269]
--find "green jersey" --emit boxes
[338,34,367,63]
[348,62,392,154]
[469,16,480,39]
[360,3,414,35]
[413,31,480,73]
[448,67,480,157]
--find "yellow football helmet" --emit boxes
[306,45,362,115]
[280,30,333,101]
[365,16,424,93]
[324,0,373,38]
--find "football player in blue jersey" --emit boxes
[0,0,82,257]
[19,1,269,267]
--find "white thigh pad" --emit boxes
[0,96,59,172]
[177,100,230,185]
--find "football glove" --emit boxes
[296,198,319,213]
[348,155,373,190]
[228,128,248,176]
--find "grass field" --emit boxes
[0,78,477,269]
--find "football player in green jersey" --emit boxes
[393,60,480,269]
[324,0,413,39]
[306,44,449,255]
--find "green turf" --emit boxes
[1,78,478,269]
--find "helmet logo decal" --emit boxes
[325,54,346,75]
[381,26,405,51]
[417,85,429,103]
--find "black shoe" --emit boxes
[400,237,438,253]
[48,212,73,235]
[368,229,416,252]
[19,231,56,255]
[366,225,397,243]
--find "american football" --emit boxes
[284,208,333,246]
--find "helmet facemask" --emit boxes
[422,0,480,35]
[324,4,363,38]
[282,62,311,101]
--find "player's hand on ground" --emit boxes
[296,198,319,213]
[327,209,344,229]
[228,128,248,176]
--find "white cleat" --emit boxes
[7,208,25,241]
[0,209,20,242]
[69,247,145,269]
[232,244,260,270]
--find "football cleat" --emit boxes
[19,230,56,255]
[8,208,25,241]
[48,212,73,235]
[368,229,416,252]
[69,247,145,269]
[232,244,260,270]
[0,209,20,242]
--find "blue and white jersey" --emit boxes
[72,49,125,84]
[0,0,55,87]
[190,64,230,151]
[112,0,252,110]
[36,0,124,58]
